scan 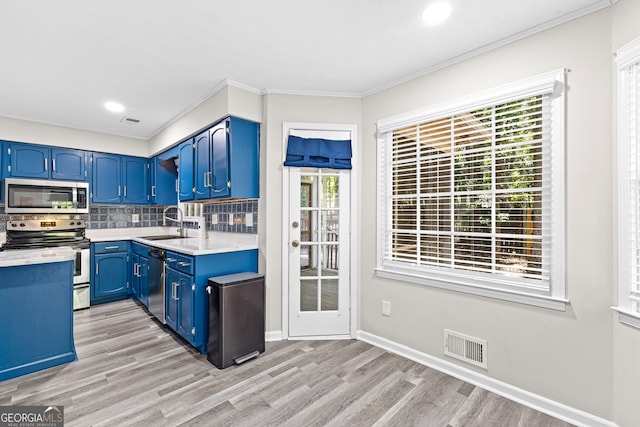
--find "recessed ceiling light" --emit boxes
[104,101,125,113]
[422,2,452,26]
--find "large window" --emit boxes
[376,70,566,309]
[615,37,640,328]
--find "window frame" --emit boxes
[614,36,640,328]
[375,69,567,310]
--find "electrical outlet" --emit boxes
[382,300,391,317]
[131,214,139,224]
[246,213,253,227]
[211,214,218,225]
[228,214,234,225]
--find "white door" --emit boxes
[288,168,350,337]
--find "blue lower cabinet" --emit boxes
[91,242,130,305]
[163,249,258,354]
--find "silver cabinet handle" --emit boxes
[118,186,121,197]
[178,261,191,267]
[95,262,99,275]
[104,245,119,250]
[172,282,179,300]
[44,158,48,171]
[151,185,156,197]
[52,158,56,172]
[203,172,208,188]
[166,257,177,262]
[124,186,127,198]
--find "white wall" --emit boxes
[361,8,614,421]
[259,93,362,333]
[0,116,146,157]
[147,83,263,157]
[610,1,640,426]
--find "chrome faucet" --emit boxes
[162,206,185,237]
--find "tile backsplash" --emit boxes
[0,200,258,234]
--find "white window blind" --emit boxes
[376,70,566,309]
[616,36,640,326]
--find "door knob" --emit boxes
[292,240,300,248]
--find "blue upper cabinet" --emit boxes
[91,153,121,204]
[51,148,86,181]
[8,143,88,181]
[181,116,259,202]
[150,145,178,205]
[210,122,230,198]
[9,144,49,178]
[178,139,194,201]
[194,130,211,200]
[92,153,149,205]
[0,141,4,203]
[122,156,149,204]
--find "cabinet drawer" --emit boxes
[131,242,148,256]
[93,241,129,254]
[165,252,179,270]
[175,253,194,275]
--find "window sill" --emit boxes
[375,268,568,311]
[612,307,640,329]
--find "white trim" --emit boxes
[377,69,564,135]
[265,330,284,342]
[612,307,640,330]
[263,88,362,99]
[288,334,352,341]
[616,36,640,69]
[357,331,618,427]
[376,269,568,311]
[281,122,359,340]
[615,35,640,319]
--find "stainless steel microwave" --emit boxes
[4,178,89,214]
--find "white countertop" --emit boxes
[87,228,258,256]
[0,246,76,267]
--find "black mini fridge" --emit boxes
[206,272,265,369]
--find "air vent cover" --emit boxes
[444,329,487,369]
[121,117,141,125]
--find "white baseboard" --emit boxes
[357,330,617,427]
[265,330,283,342]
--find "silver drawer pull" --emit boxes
[178,261,191,267]
[104,245,119,250]
[166,258,177,262]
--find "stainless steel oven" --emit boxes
[2,218,91,310]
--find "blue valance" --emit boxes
[284,135,352,169]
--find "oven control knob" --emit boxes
[70,221,75,225]
[11,223,17,227]
[19,223,25,227]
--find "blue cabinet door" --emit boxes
[0,141,4,203]
[178,140,194,201]
[51,148,86,181]
[227,117,260,199]
[210,122,230,198]
[165,267,179,330]
[139,256,149,306]
[193,130,210,200]
[131,253,140,299]
[93,252,129,300]
[177,271,193,343]
[151,149,178,205]
[122,156,149,205]
[10,144,49,178]
[92,153,121,204]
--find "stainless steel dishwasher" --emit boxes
[147,247,166,323]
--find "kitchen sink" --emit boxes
[140,235,189,241]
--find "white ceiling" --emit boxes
[0,0,614,140]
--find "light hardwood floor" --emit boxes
[0,300,574,426]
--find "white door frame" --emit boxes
[282,122,358,340]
